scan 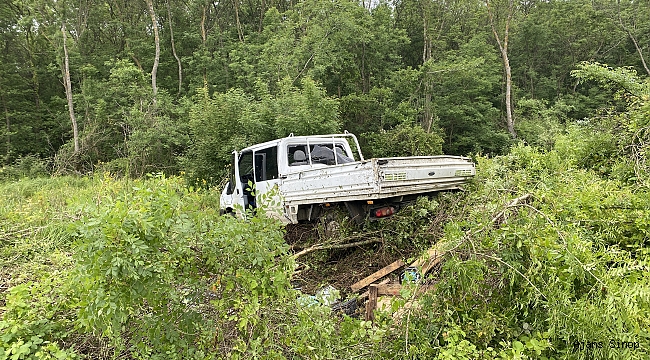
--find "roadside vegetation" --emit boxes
[2,0,650,358]
[1,63,649,359]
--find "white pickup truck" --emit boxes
[219,133,475,224]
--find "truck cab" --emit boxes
[220,133,362,218]
[220,133,475,224]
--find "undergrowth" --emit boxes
[2,62,649,358]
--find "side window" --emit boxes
[288,143,353,166]
[239,151,254,184]
[309,143,354,165]
[288,145,309,166]
[254,146,278,182]
[226,156,235,195]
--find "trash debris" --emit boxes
[297,285,340,307]
[400,266,421,284]
[315,285,340,306]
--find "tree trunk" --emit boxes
[1,91,9,159]
[422,11,430,63]
[487,0,516,139]
[232,0,244,43]
[616,0,650,76]
[503,47,515,137]
[166,0,183,96]
[201,3,208,87]
[626,30,650,77]
[146,0,160,105]
[62,21,79,153]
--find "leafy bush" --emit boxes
[0,280,77,360]
[184,78,340,186]
[383,143,650,359]
[0,155,49,182]
[362,122,443,158]
[515,98,569,149]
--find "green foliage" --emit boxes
[0,155,49,182]
[570,62,650,186]
[362,122,443,158]
[385,139,650,359]
[426,36,512,155]
[53,60,190,176]
[68,174,380,358]
[3,174,390,358]
[515,98,570,149]
[271,77,340,138]
[3,0,650,357]
[184,78,340,185]
[0,280,77,360]
[554,124,620,175]
[0,176,101,359]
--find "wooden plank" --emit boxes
[358,278,391,300]
[376,284,436,296]
[365,284,378,322]
[351,259,405,292]
[410,245,444,276]
[376,284,403,296]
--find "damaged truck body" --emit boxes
[219,133,475,224]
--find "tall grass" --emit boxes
[1,176,101,285]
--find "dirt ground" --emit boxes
[285,223,407,297]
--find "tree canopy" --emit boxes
[1,0,648,176]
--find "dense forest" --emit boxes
[0,0,648,176]
[1,0,650,359]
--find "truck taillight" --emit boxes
[374,206,395,218]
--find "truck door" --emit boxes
[238,150,255,210]
[252,146,282,216]
[220,151,246,213]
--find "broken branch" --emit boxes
[292,238,382,259]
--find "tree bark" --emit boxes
[616,0,650,76]
[232,0,244,43]
[146,0,160,105]
[61,21,79,153]
[626,30,650,77]
[166,0,183,96]
[422,9,430,63]
[201,3,208,87]
[1,91,9,159]
[487,0,516,139]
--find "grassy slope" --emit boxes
[1,137,649,359]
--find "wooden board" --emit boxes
[376,283,436,296]
[376,284,403,296]
[365,283,436,322]
[365,285,378,321]
[410,245,444,276]
[358,278,390,300]
[351,259,405,292]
